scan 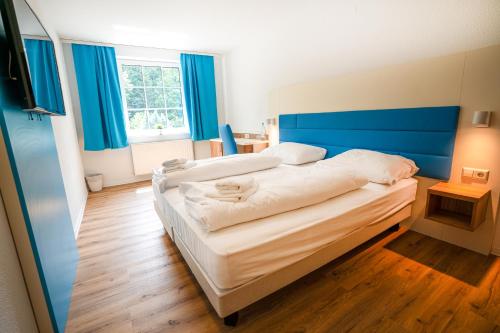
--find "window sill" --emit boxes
[127,131,190,144]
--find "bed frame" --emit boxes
[153,107,460,325]
[155,200,411,325]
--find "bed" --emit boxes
[152,106,459,325]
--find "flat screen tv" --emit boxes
[0,0,65,115]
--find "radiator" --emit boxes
[130,139,194,175]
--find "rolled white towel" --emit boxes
[215,176,255,194]
[152,163,194,194]
[162,158,188,168]
[152,172,168,193]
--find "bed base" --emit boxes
[389,223,400,232]
[223,312,239,326]
[154,200,411,326]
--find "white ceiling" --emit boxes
[41,0,500,57]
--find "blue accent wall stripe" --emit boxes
[0,107,79,333]
[279,106,459,179]
[1,29,78,333]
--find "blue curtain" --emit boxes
[24,39,65,115]
[71,44,128,151]
[180,54,218,141]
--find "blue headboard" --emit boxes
[279,106,460,179]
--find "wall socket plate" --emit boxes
[462,167,489,181]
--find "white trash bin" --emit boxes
[86,174,103,192]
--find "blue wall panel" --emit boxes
[0,26,78,333]
[279,106,460,180]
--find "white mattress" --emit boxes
[154,165,417,290]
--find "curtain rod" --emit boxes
[22,34,51,41]
[60,38,222,56]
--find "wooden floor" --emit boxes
[66,181,500,333]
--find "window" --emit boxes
[118,59,189,140]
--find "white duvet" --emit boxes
[180,164,368,231]
[153,154,282,192]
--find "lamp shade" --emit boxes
[472,111,491,128]
[265,118,277,125]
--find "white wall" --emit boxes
[63,43,226,187]
[26,0,88,236]
[220,1,500,134]
[267,45,500,255]
[495,198,500,255]
[0,193,38,333]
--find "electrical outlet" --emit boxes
[462,167,489,181]
[472,169,489,181]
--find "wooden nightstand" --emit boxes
[425,182,490,231]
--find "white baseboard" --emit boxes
[73,192,88,239]
[102,174,151,188]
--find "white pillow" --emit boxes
[317,149,419,185]
[260,142,327,165]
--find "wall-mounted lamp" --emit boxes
[262,118,278,144]
[472,111,491,128]
[265,118,277,126]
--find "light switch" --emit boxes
[462,167,474,178]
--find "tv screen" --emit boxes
[0,0,65,115]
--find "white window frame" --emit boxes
[117,58,190,143]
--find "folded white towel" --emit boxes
[180,182,259,203]
[161,161,196,173]
[215,176,255,194]
[162,158,188,168]
[206,184,258,202]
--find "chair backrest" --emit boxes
[219,124,238,155]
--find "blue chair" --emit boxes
[219,124,238,155]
